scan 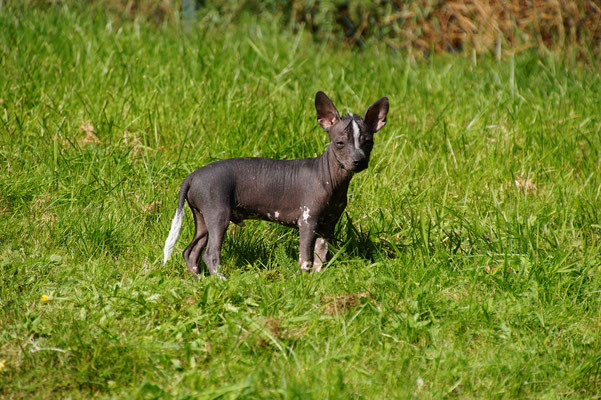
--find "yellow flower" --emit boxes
[41,294,51,302]
[0,360,6,372]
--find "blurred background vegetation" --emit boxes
[13,0,601,60]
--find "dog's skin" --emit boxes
[163,92,389,279]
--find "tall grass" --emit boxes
[1,5,600,399]
[15,0,601,57]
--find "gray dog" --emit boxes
[163,92,389,279]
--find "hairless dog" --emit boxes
[163,91,389,279]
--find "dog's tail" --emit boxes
[163,178,190,265]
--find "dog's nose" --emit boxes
[352,160,360,166]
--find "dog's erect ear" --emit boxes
[364,97,389,133]
[315,91,340,131]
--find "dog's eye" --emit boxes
[335,141,345,148]
[364,140,373,148]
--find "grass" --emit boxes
[1,4,601,399]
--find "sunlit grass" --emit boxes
[1,5,600,399]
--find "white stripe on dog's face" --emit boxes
[351,117,365,156]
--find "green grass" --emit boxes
[1,5,601,399]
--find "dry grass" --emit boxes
[514,176,538,194]
[322,292,372,315]
[391,0,601,54]
[17,0,601,56]
[78,122,100,146]
[122,131,144,155]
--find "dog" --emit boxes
[163,91,389,279]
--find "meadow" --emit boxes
[1,4,601,399]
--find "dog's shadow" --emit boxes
[221,223,297,271]
[333,213,401,262]
[196,214,398,274]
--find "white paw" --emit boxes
[300,261,313,272]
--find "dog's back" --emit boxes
[185,156,325,226]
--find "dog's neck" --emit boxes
[318,145,354,197]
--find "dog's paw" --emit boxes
[187,266,200,275]
[300,261,313,272]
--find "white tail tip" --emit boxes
[163,208,184,265]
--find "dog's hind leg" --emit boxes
[202,208,230,280]
[183,207,208,275]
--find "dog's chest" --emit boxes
[317,194,347,227]
[231,188,347,230]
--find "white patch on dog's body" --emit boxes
[303,207,311,224]
[297,206,311,225]
[274,211,280,219]
[351,118,365,156]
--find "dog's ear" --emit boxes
[364,97,389,133]
[315,91,340,131]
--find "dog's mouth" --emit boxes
[351,163,368,173]
[340,160,368,173]
[339,164,366,173]
[331,148,367,173]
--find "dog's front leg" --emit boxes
[298,223,318,272]
[312,238,328,272]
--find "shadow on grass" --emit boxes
[334,213,402,262]
[183,213,404,276]
[237,214,402,269]
[220,223,298,273]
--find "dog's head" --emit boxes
[315,91,389,173]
